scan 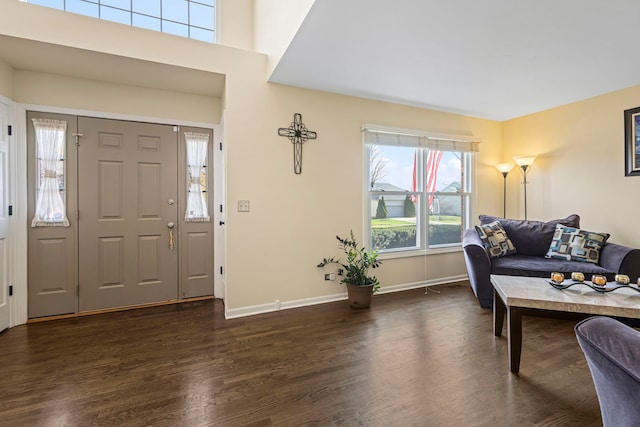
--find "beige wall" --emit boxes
[14,71,221,123]
[0,0,505,314]
[222,81,502,308]
[503,86,640,247]
[0,58,12,99]
[254,0,315,77]
[218,0,254,51]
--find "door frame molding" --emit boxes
[0,94,18,328]
[13,103,224,326]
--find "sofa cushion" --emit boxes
[545,224,610,264]
[491,255,616,280]
[479,214,580,257]
[475,221,517,258]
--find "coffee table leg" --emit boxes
[493,289,505,337]
[507,306,522,374]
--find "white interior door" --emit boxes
[0,101,11,331]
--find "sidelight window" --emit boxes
[184,132,210,222]
[31,118,70,227]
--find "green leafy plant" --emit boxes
[317,230,382,293]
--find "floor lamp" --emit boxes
[512,156,536,220]
[495,163,514,218]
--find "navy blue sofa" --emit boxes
[463,214,640,309]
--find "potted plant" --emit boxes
[317,230,382,308]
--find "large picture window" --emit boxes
[364,125,478,253]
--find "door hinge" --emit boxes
[7,125,12,136]
[219,204,223,213]
[219,142,223,151]
[8,285,13,296]
[220,266,223,275]
[173,126,179,133]
[77,210,80,220]
[8,205,12,216]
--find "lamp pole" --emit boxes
[495,163,514,218]
[512,156,536,220]
[501,171,508,218]
[521,165,529,220]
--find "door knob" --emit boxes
[219,221,225,226]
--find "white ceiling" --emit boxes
[269,0,640,121]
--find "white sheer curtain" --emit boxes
[185,132,210,222]
[31,119,70,227]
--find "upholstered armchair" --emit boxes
[575,316,640,427]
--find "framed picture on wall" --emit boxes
[624,106,640,176]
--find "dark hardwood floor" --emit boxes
[0,282,602,426]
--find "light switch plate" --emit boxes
[238,200,250,212]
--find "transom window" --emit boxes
[23,0,216,43]
[364,125,478,254]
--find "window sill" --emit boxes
[378,245,462,260]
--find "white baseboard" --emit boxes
[224,275,469,319]
[224,292,347,319]
[376,274,468,294]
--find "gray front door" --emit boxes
[77,117,179,311]
[27,114,215,318]
[178,126,215,298]
[27,111,78,318]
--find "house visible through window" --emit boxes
[23,0,216,43]
[364,126,478,253]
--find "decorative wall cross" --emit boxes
[278,113,317,174]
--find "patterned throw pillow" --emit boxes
[545,224,610,264]
[475,221,517,258]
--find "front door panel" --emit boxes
[78,117,178,311]
[179,127,215,298]
[27,112,78,318]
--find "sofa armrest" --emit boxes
[462,228,493,308]
[575,317,640,425]
[600,243,640,280]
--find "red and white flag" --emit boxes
[426,150,443,208]
[411,150,442,208]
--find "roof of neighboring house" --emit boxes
[441,181,461,192]
[370,182,408,192]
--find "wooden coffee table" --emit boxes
[490,274,640,374]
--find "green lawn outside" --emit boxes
[371,218,415,228]
[371,215,460,228]
[371,215,462,248]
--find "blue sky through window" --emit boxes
[25,0,215,42]
[373,145,462,192]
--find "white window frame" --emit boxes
[362,124,479,257]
